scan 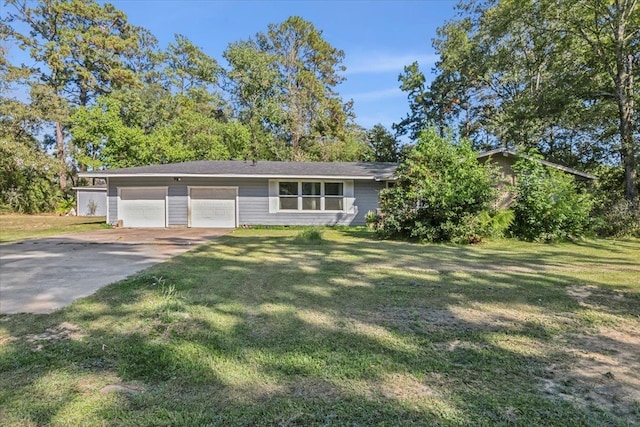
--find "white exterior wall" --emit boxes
[76,188,107,216]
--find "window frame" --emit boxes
[276,180,346,212]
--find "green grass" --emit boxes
[0,214,108,243]
[1,228,639,426]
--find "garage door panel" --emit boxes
[119,188,166,228]
[191,188,236,200]
[121,188,166,201]
[190,188,236,228]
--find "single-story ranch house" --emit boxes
[79,150,596,228]
[80,161,397,228]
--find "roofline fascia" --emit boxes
[477,149,597,180]
[71,186,107,190]
[537,159,597,180]
[78,172,386,180]
[477,148,518,159]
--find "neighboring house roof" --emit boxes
[477,148,597,180]
[79,160,399,181]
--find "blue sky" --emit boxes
[108,0,459,133]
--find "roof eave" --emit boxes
[477,147,518,159]
[477,148,597,180]
[78,172,384,180]
[537,160,597,180]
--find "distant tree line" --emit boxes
[1,0,398,212]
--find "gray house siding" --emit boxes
[107,177,384,227]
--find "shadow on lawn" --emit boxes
[0,232,638,426]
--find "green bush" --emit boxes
[1,138,63,213]
[588,165,640,237]
[374,128,497,243]
[510,154,593,241]
[295,227,324,244]
[592,200,640,238]
[477,209,514,239]
[364,210,378,229]
[56,197,76,214]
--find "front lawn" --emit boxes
[0,214,108,243]
[1,229,638,426]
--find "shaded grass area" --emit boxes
[0,214,108,243]
[0,228,639,426]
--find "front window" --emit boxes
[278,181,345,211]
[279,182,298,210]
[324,182,344,210]
[302,182,321,210]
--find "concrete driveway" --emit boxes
[0,228,230,314]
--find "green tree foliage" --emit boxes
[224,40,289,159]
[70,95,251,168]
[0,97,62,212]
[393,62,452,141]
[225,16,354,160]
[589,165,640,237]
[160,34,228,119]
[163,34,221,95]
[510,154,593,241]
[0,40,62,212]
[70,96,148,168]
[410,0,639,202]
[564,0,639,203]
[375,128,496,242]
[0,137,61,213]
[366,124,399,162]
[308,130,371,162]
[4,0,145,186]
[69,29,242,170]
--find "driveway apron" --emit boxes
[0,228,230,314]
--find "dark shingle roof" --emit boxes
[80,160,398,180]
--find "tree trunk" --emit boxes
[56,121,66,190]
[614,10,637,203]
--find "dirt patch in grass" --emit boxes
[566,284,600,305]
[287,378,342,400]
[22,322,84,351]
[542,324,640,423]
[377,373,442,401]
[566,284,630,308]
[363,304,578,334]
[364,300,640,422]
[99,382,146,395]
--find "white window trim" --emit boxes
[117,186,168,227]
[105,177,110,224]
[269,180,354,214]
[187,186,239,228]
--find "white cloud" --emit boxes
[345,53,439,75]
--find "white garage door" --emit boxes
[190,187,236,228]
[119,187,166,228]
